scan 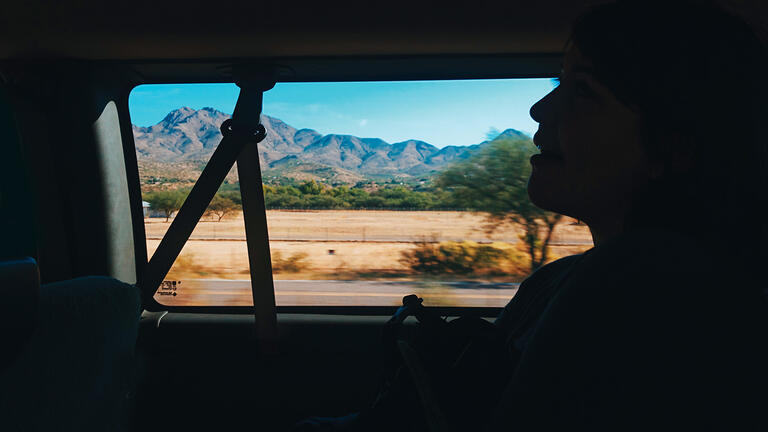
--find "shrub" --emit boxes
[400,240,502,274]
[400,240,529,276]
[271,251,310,273]
[167,251,211,277]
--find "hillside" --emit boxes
[133,107,531,185]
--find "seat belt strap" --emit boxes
[234,85,278,350]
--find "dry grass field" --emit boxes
[146,210,592,280]
[146,210,592,243]
[146,210,593,306]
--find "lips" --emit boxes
[533,130,563,161]
[533,142,564,161]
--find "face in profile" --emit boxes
[527,46,655,228]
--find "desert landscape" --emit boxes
[147,210,593,307]
[136,107,594,308]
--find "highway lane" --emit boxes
[147,234,593,245]
[155,279,520,307]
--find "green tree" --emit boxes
[207,194,239,222]
[266,192,304,209]
[437,137,562,272]
[219,190,242,206]
[298,180,324,195]
[145,189,186,222]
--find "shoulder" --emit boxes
[537,228,767,357]
[494,254,586,328]
[557,229,707,314]
[530,254,585,280]
[499,229,768,427]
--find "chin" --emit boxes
[527,174,570,216]
[527,173,555,210]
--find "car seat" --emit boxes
[0,257,141,431]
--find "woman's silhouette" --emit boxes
[493,1,768,429]
[297,2,768,430]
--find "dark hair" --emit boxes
[570,1,768,261]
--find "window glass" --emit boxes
[131,84,249,306]
[130,79,592,308]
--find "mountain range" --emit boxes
[133,107,531,183]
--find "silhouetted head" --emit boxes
[528,0,768,254]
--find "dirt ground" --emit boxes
[146,210,593,281]
[145,210,593,243]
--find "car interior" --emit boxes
[2,1,767,431]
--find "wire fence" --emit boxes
[144,214,593,246]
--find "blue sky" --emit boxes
[129,79,556,148]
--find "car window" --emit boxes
[130,79,592,308]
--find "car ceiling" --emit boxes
[2,1,766,82]
[2,0,596,60]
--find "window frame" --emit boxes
[122,54,560,315]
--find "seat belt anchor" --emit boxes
[220,119,267,144]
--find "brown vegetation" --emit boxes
[148,210,593,282]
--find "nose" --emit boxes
[529,87,558,124]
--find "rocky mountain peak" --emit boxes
[159,106,197,124]
[133,107,531,179]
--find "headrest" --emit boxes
[0,257,40,372]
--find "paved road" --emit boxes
[155,279,520,308]
[146,235,593,246]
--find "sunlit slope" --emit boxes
[133,107,531,184]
